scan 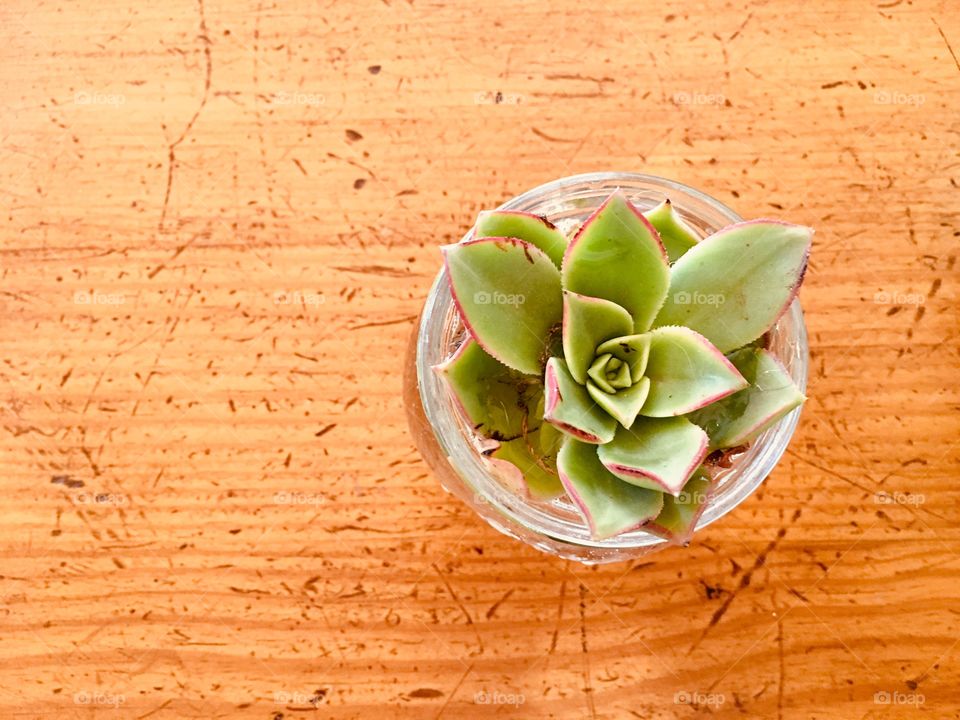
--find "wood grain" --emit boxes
[1,0,959,717]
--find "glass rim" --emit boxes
[415,172,808,551]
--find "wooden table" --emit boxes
[2,1,958,717]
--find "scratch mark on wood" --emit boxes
[159,0,212,232]
[327,524,394,534]
[485,588,514,619]
[549,576,567,654]
[83,360,114,414]
[785,448,874,494]
[579,583,597,719]
[777,620,785,720]
[729,11,754,40]
[691,510,801,651]
[432,562,484,653]
[332,264,414,278]
[532,127,578,143]
[932,18,960,74]
[348,314,417,330]
[136,699,173,719]
[433,663,474,719]
[80,446,102,478]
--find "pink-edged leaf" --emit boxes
[434,337,542,441]
[597,416,709,496]
[654,220,813,352]
[443,237,562,374]
[557,436,664,540]
[641,326,748,417]
[562,291,633,384]
[688,347,805,449]
[474,210,568,268]
[562,191,670,332]
[642,199,699,263]
[644,470,713,544]
[543,357,616,444]
[586,376,650,429]
[488,422,565,500]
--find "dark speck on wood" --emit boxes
[51,475,84,489]
[314,423,336,437]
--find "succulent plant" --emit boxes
[435,191,811,542]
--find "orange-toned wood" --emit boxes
[1,0,958,717]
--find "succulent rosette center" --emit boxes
[434,190,811,542]
[591,337,647,391]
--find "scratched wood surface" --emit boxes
[1,0,958,718]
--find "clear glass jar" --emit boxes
[403,172,808,564]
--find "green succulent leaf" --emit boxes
[654,220,812,352]
[596,334,652,382]
[488,422,565,500]
[645,470,712,544]
[444,237,562,374]
[434,337,542,441]
[641,326,748,417]
[562,291,633,385]
[557,436,664,540]
[642,199,700,263]
[543,357,617,444]
[474,210,568,268]
[688,347,805,449]
[586,376,650,429]
[562,191,670,332]
[597,416,709,495]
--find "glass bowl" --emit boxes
[403,172,808,564]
